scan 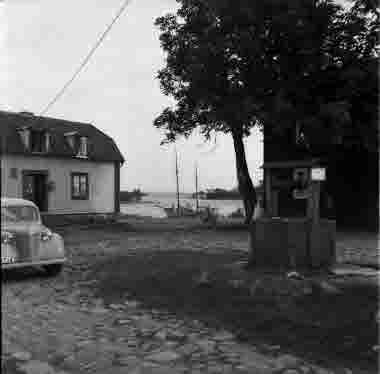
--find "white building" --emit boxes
[0,111,125,217]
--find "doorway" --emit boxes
[22,171,48,212]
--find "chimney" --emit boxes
[17,126,31,150]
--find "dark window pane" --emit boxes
[72,173,88,199]
[73,175,80,196]
[80,175,87,194]
[31,131,46,153]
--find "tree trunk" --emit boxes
[231,129,257,224]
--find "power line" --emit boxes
[40,0,132,116]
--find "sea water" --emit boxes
[120,192,244,218]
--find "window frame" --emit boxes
[30,130,49,153]
[77,136,88,157]
[71,172,89,200]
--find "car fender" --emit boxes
[52,233,65,257]
[38,232,65,260]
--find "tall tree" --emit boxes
[266,0,379,154]
[154,0,378,222]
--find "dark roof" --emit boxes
[0,110,125,163]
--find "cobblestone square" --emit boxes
[2,223,378,374]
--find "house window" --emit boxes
[64,131,78,151]
[17,127,30,150]
[71,173,89,200]
[31,130,49,153]
[77,137,88,158]
[45,132,51,152]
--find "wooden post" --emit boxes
[307,186,313,219]
[308,180,322,267]
[312,181,321,224]
[306,175,322,224]
[264,169,272,216]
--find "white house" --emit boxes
[0,110,125,217]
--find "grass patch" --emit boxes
[90,249,378,371]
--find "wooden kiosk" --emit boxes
[250,159,336,269]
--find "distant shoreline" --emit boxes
[119,189,148,203]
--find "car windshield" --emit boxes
[1,206,39,223]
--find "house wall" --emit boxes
[1,155,116,214]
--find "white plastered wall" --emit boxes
[1,155,115,214]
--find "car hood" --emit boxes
[2,222,45,235]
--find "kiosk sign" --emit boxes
[311,167,326,181]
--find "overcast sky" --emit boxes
[0,0,263,193]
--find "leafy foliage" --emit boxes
[153,0,378,221]
[154,0,378,151]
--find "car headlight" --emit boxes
[1,231,14,244]
[41,229,53,241]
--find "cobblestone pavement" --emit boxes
[2,227,376,374]
[2,281,360,374]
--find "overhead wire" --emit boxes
[39,0,132,116]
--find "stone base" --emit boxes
[249,218,336,269]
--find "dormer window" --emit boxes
[64,131,78,151]
[64,132,88,158]
[45,132,51,152]
[77,136,88,158]
[30,130,49,153]
[17,127,31,150]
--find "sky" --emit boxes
[0,0,263,193]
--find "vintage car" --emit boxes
[1,197,66,275]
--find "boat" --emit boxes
[192,188,241,200]
[120,188,148,202]
[164,204,199,218]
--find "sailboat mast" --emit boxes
[0,133,5,197]
[195,163,199,212]
[175,149,180,215]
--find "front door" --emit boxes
[22,172,48,212]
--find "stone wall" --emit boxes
[249,218,336,269]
